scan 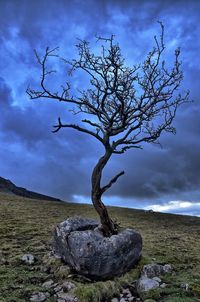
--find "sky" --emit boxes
[0,0,200,217]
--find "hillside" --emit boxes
[0,176,61,201]
[0,193,199,302]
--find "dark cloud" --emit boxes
[0,0,199,215]
[0,76,98,199]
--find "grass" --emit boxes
[0,192,200,301]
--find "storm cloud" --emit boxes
[0,0,199,216]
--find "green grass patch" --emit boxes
[0,192,200,301]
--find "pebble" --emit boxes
[54,285,63,293]
[180,282,189,291]
[122,288,130,295]
[56,292,76,301]
[111,298,119,302]
[163,264,172,273]
[160,283,167,288]
[137,277,159,293]
[22,253,35,265]
[30,292,49,302]
[42,279,54,289]
[152,276,161,283]
[62,281,76,292]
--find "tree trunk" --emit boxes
[91,149,116,237]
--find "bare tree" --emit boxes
[27,23,189,237]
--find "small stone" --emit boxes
[160,283,167,288]
[137,277,159,293]
[62,281,76,292]
[120,298,126,302]
[163,264,172,273]
[152,276,161,283]
[57,292,76,301]
[30,292,48,302]
[54,285,63,293]
[180,282,189,291]
[122,288,131,295]
[128,297,134,301]
[22,254,35,265]
[111,298,119,302]
[141,263,172,278]
[42,280,54,288]
[141,264,163,278]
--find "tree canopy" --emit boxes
[27,23,189,236]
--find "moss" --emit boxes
[191,283,200,297]
[74,257,149,302]
[75,285,102,302]
[75,279,121,302]
[139,288,162,301]
[42,252,63,273]
[54,264,71,279]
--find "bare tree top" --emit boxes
[27,22,189,154]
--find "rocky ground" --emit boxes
[20,251,191,302]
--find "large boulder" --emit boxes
[53,216,142,280]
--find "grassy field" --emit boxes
[0,192,200,302]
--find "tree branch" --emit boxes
[27,22,189,156]
[101,171,125,193]
[52,117,104,143]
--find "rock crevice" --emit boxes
[54,216,142,280]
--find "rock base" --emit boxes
[53,216,142,280]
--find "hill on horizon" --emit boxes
[0,176,61,202]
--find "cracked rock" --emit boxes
[54,216,142,280]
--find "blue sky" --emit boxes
[0,0,200,216]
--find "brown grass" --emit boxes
[0,192,199,301]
